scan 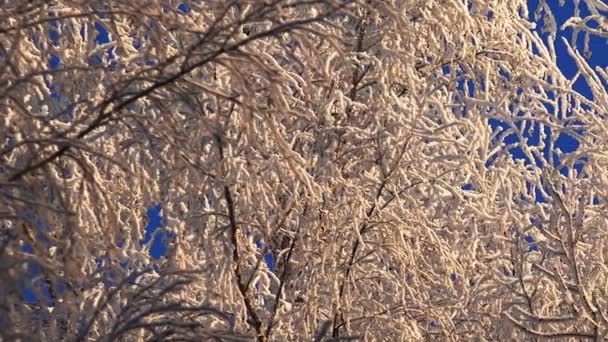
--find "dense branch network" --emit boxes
[0,0,607,340]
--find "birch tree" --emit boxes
[1,0,607,340]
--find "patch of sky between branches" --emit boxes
[177,3,191,14]
[253,238,276,272]
[94,22,110,45]
[555,131,579,154]
[17,214,55,304]
[524,234,539,252]
[92,22,118,70]
[140,205,173,259]
[461,183,474,191]
[47,12,60,46]
[20,262,50,305]
[49,55,61,70]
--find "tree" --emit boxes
[1,0,607,340]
